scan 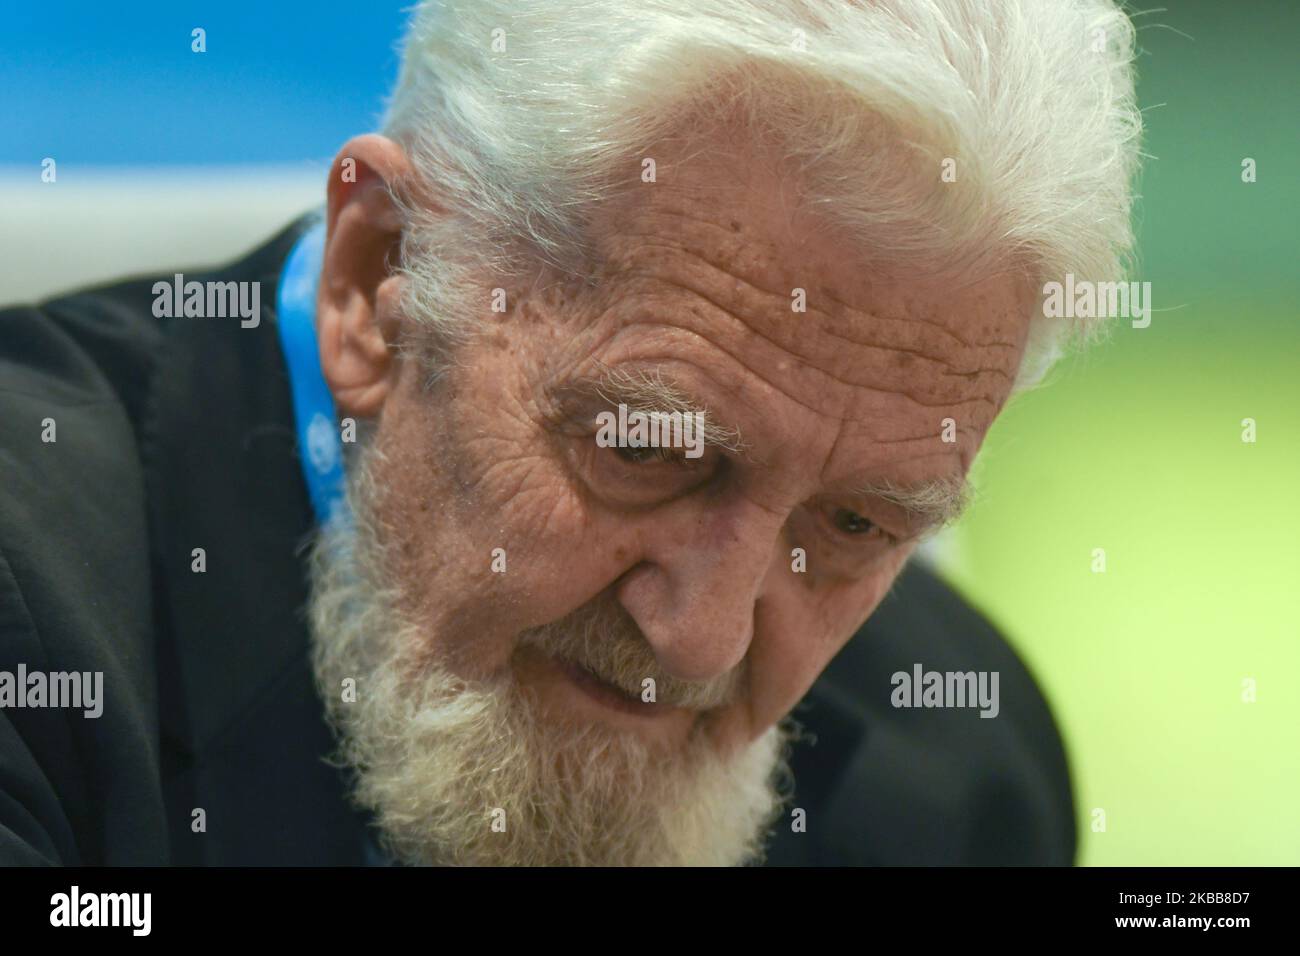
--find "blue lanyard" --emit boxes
[276,218,348,526]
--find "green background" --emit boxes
[934,0,1299,865]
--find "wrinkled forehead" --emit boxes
[572,135,1036,434]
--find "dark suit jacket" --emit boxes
[0,216,1076,866]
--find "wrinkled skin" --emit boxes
[317,130,1034,762]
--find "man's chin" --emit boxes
[318,637,792,866]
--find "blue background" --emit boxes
[1,2,408,165]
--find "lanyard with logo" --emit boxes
[275,218,349,526]
[277,219,392,864]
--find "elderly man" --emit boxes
[0,0,1139,866]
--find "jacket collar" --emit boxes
[147,212,327,755]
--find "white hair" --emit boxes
[382,0,1142,390]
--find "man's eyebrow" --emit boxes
[854,474,974,530]
[551,364,749,453]
[550,366,971,524]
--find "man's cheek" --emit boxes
[756,605,869,728]
[477,459,594,558]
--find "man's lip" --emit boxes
[554,657,670,718]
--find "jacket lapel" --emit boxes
[145,215,369,863]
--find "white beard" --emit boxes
[307,444,793,866]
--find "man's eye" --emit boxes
[612,443,687,466]
[833,508,876,535]
[580,435,715,508]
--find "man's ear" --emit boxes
[317,134,413,418]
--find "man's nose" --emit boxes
[614,499,787,683]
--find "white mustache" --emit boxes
[516,599,746,710]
